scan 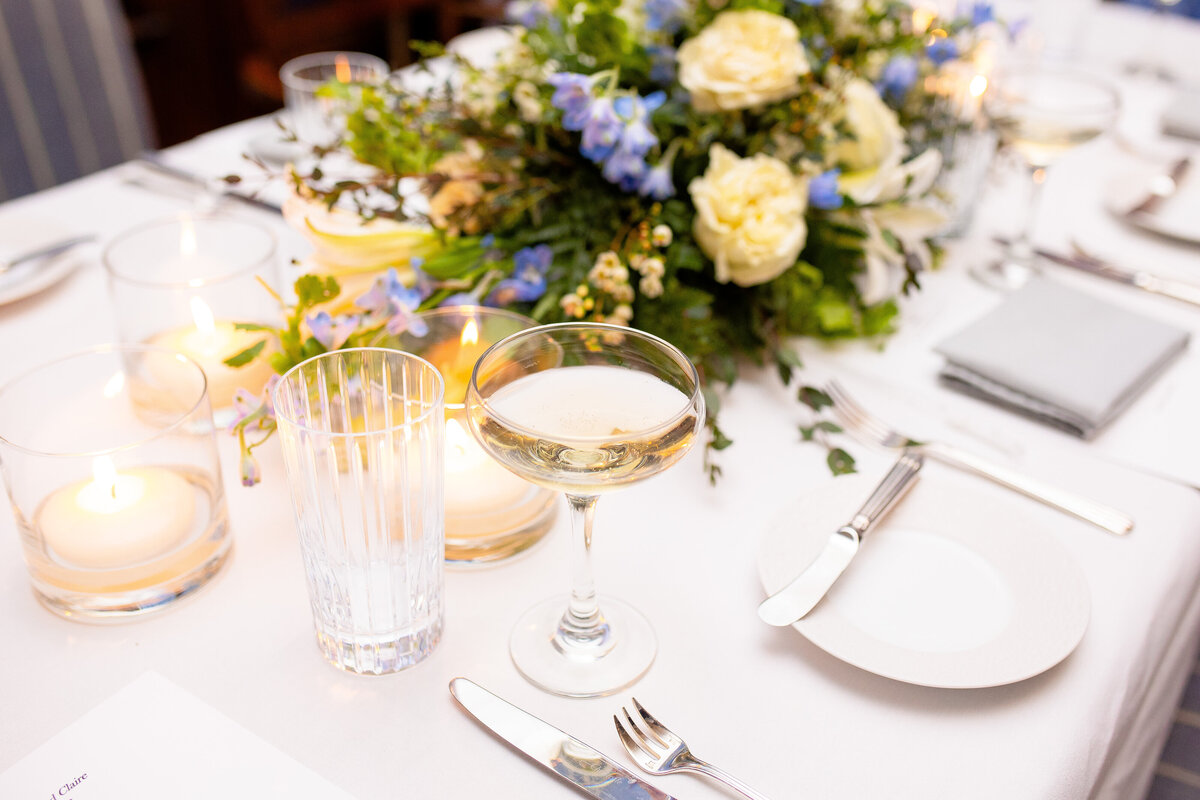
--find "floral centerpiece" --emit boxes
[230,0,1004,484]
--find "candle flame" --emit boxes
[76,456,144,513]
[460,318,479,348]
[102,370,125,399]
[179,218,197,257]
[969,74,988,98]
[190,296,217,339]
[335,54,352,83]
[445,417,471,457]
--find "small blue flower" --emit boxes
[306,310,360,350]
[602,149,647,193]
[645,0,688,35]
[481,234,496,249]
[513,243,553,277]
[969,2,994,27]
[926,37,959,66]
[548,73,594,131]
[647,45,677,86]
[355,268,428,336]
[505,0,550,27]
[808,169,843,210]
[878,56,918,102]
[580,97,624,163]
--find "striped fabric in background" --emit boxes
[0,0,153,201]
[1148,659,1200,798]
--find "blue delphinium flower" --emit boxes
[647,45,677,86]
[926,37,959,65]
[355,268,428,336]
[580,97,624,163]
[878,56,918,102]
[969,2,994,27]
[505,0,550,27]
[613,92,665,159]
[603,150,648,193]
[638,141,678,200]
[547,73,595,131]
[306,310,360,350]
[486,244,553,305]
[808,169,844,210]
[645,0,688,34]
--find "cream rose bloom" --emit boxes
[677,11,809,113]
[689,144,808,287]
[831,78,907,204]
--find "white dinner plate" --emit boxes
[1104,168,1200,245]
[0,226,90,307]
[757,473,1090,688]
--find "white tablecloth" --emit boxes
[4,8,1200,799]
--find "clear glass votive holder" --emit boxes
[396,307,557,566]
[273,348,445,675]
[279,51,389,146]
[102,214,280,419]
[0,345,231,621]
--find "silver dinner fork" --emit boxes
[614,699,774,800]
[824,380,1134,536]
[0,234,96,276]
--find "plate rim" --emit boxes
[757,473,1091,689]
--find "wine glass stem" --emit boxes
[1008,165,1047,269]
[558,493,611,652]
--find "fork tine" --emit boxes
[825,381,900,445]
[632,698,677,747]
[620,708,663,756]
[614,713,647,758]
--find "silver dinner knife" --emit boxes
[449,678,677,800]
[1036,247,1200,308]
[757,452,924,626]
[0,234,96,275]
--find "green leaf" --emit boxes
[294,275,340,309]
[234,322,275,332]
[827,447,856,475]
[223,340,266,368]
[710,423,733,451]
[797,385,831,411]
[774,346,803,386]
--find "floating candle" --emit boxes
[147,296,273,410]
[39,457,196,570]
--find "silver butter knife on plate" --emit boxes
[449,678,677,800]
[757,452,924,626]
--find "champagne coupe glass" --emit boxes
[976,64,1120,289]
[466,322,704,697]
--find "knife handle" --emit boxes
[847,452,924,537]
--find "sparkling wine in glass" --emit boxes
[467,323,704,697]
[977,64,1120,289]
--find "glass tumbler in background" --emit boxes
[0,345,231,620]
[278,51,390,147]
[273,348,445,675]
[103,214,281,420]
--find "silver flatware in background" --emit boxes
[615,698,773,800]
[1065,241,1200,308]
[449,678,677,800]
[1124,156,1191,218]
[127,152,282,214]
[825,381,1135,536]
[0,234,96,276]
[757,451,923,625]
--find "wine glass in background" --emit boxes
[466,323,704,697]
[976,64,1121,289]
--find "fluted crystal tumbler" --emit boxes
[273,348,445,675]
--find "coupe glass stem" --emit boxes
[995,165,1046,286]
[556,493,613,654]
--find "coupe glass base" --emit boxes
[510,594,656,698]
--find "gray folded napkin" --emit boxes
[935,278,1189,438]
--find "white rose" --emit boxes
[677,11,809,113]
[831,79,907,204]
[689,144,808,287]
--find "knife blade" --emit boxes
[449,678,677,800]
[0,234,96,275]
[1125,156,1191,218]
[757,452,923,626]
[130,152,282,214]
[1035,246,1200,308]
